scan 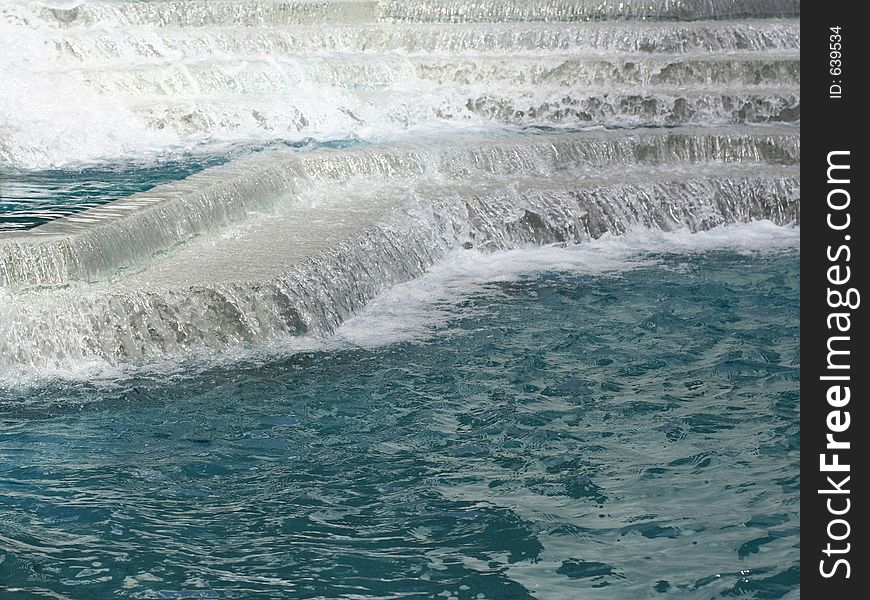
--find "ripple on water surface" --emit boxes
[0,139,363,231]
[0,249,800,599]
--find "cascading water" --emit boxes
[1,1,799,168]
[1,127,800,288]
[2,163,799,368]
[0,3,802,598]
[1,1,799,372]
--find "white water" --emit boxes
[0,158,798,373]
[1,1,799,169]
[0,0,800,379]
[0,127,800,288]
[0,220,799,388]
[337,219,800,349]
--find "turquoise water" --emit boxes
[0,162,219,232]
[0,248,799,599]
[0,139,365,232]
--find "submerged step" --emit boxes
[61,55,799,97]
[0,128,800,289]
[43,21,801,65]
[0,169,799,369]
[121,162,801,288]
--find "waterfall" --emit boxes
[0,0,800,373]
[1,128,799,289]
[1,169,798,369]
[0,1,799,169]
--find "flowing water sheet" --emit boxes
[0,1,799,598]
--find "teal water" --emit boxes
[0,139,365,232]
[0,162,220,232]
[0,248,799,599]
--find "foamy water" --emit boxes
[0,220,799,388]
[1,2,800,598]
[1,0,799,169]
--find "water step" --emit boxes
[42,21,801,65]
[379,0,800,23]
[10,0,799,28]
[0,169,799,369]
[0,128,800,289]
[55,55,799,97]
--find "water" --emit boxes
[0,139,365,232]
[0,242,799,599]
[0,161,217,232]
[2,0,800,241]
[2,1,800,597]
[2,2,799,170]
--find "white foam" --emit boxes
[0,0,800,170]
[335,220,799,347]
[0,130,800,289]
[0,221,798,391]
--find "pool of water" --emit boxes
[0,161,221,232]
[0,139,366,232]
[0,247,799,599]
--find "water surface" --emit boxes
[0,248,800,599]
